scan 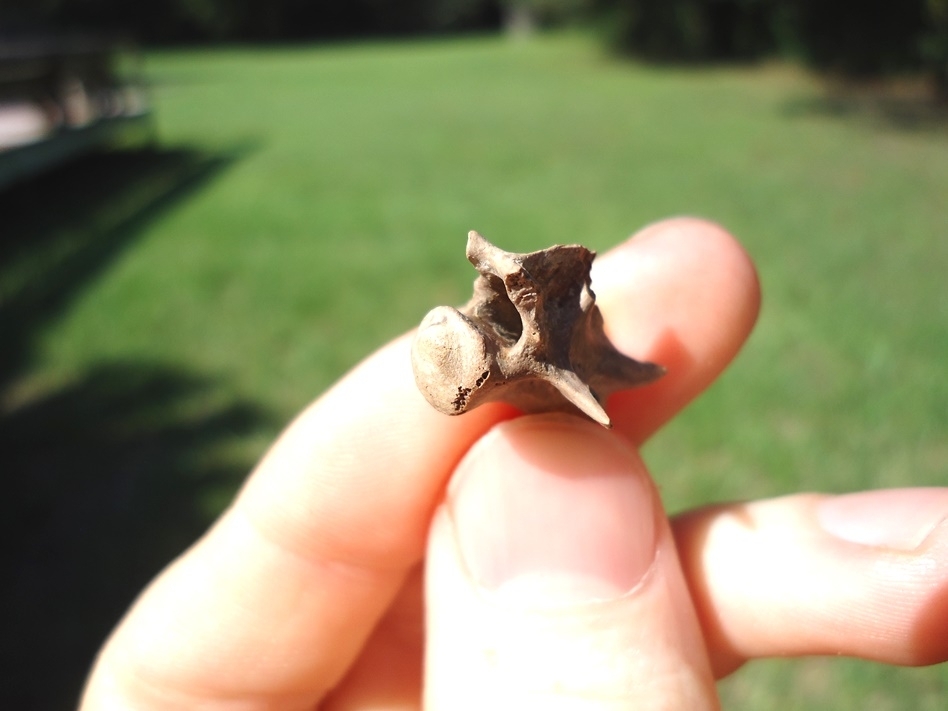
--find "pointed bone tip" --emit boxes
[466,230,489,261]
[591,410,612,428]
[550,369,613,427]
[570,387,612,426]
[577,400,612,428]
[561,395,612,427]
[467,229,485,248]
[627,360,666,384]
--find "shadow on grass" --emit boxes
[0,146,276,708]
[1,362,272,709]
[0,144,255,387]
[783,85,948,132]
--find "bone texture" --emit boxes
[410,231,664,427]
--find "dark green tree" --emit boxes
[784,0,927,75]
[0,0,504,42]
[597,0,779,62]
[597,0,948,98]
[921,0,948,99]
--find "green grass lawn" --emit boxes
[3,32,946,708]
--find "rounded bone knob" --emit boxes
[411,306,495,416]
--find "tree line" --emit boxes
[5,0,947,94]
[599,1,947,84]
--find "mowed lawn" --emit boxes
[3,33,946,708]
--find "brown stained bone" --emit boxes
[410,231,664,427]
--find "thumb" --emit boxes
[424,415,718,710]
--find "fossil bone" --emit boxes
[411,231,664,427]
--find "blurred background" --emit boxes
[1,1,946,708]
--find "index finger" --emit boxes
[81,218,760,709]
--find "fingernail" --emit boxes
[818,488,948,551]
[448,414,657,606]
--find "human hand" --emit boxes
[80,218,948,709]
